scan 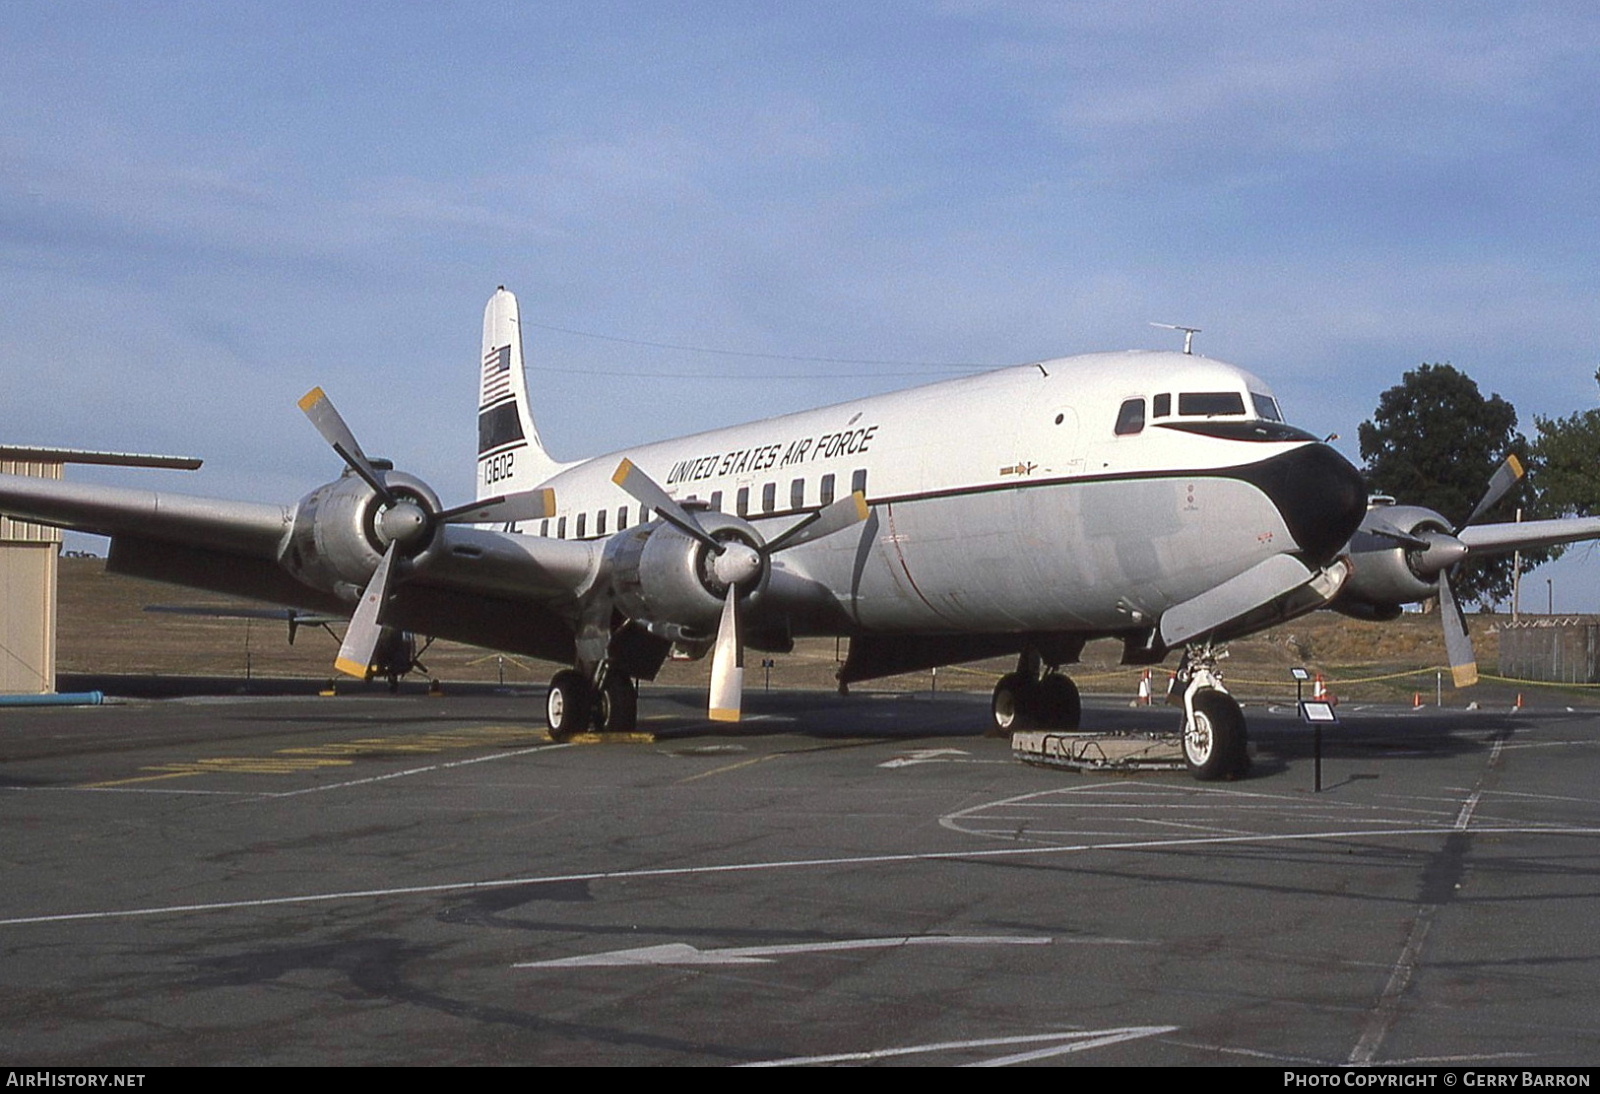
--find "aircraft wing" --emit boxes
[0,472,291,556]
[0,471,601,665]
[1458,516,1600,554]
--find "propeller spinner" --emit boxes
[1363,454,1525,687]
[612,458,869,722]
[299,387,555,679]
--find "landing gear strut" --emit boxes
[990,650,1081,734]
[1174,645,1249,780]
[545,666,640,740]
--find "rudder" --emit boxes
[477,287,564,502]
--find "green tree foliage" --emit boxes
[1527,384,1600,530]
[1357,363,1531,605]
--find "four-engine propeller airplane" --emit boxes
[5,287,1600,779]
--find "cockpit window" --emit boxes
[1114,398,1145,435]
[1152,392,1171,418]
[1178,391,1246,417]
[1250,392,1283,422]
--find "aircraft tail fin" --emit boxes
[477,287,563,501]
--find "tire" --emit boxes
[1037,673,1081,729]
[991,673,1037,734]
[1184,688,1249,780]
[594,674,638,732]
[546,670,591,741]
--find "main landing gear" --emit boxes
[1173,645,1249,780]
[546,668,639,740]
[989,651,1082,733]
[996,643,1251,781]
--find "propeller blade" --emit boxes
[1360,513,1432,550]
[708,584,744,722]
[611,458,723,552]
[299,387,396,505]
[434,487,557,526]
[334,541,399,679]
[1458,454,1525,531]
[1436,570,1479,688]
[764,491,870,555]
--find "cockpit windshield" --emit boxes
[1250,392,1283,422]
[1177,391,1246,417]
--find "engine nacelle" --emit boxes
[605,511,769,637]
[279,468,444,600]
[1333,503,1453,617]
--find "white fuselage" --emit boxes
[513,351,1347,638]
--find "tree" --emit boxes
[1527,397,1600,535]
[1357,363,1531,605]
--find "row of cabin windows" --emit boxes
[537,468,868,540]
[1112,390,1282,436]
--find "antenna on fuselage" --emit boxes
[1149,322,1201,355]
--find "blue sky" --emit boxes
[4,2,1599,607]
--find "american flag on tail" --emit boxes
[481,344,512,405]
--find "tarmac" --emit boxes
[1,682,1597,1066]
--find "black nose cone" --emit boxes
[1240,444,1368,566]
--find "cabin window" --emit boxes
[595,509,607,536]
[539,519,549,537]
[820,473,836,506]
[790,478,805,509]
[575,512,586,538]
[762,482,776,513]
[710,490,723,512]
[557,516,567,539]
[1251,392,1283,422]
[1153,393,1171,418]
[1178,391,1246,417]
[1114,398,1145,436]
[851,468,868,496]
[736,487,750,516]
[617,506,629,530]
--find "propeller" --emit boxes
[612,458,870,721]
[1366,455,1525,687]
[299,387,556,679]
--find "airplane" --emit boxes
[5,287,1600,781]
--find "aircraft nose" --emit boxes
[1245,443,1368,566]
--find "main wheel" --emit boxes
[594,673,638,732]
[1184,688,1249,780]
[991,673,1037,734]
[1036,673,1081,729]
[546,670,591,741]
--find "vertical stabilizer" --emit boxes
[477,287,563,501]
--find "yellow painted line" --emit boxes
[678,753,777,784]
[80,726,545,788]
[552,732,658,745]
